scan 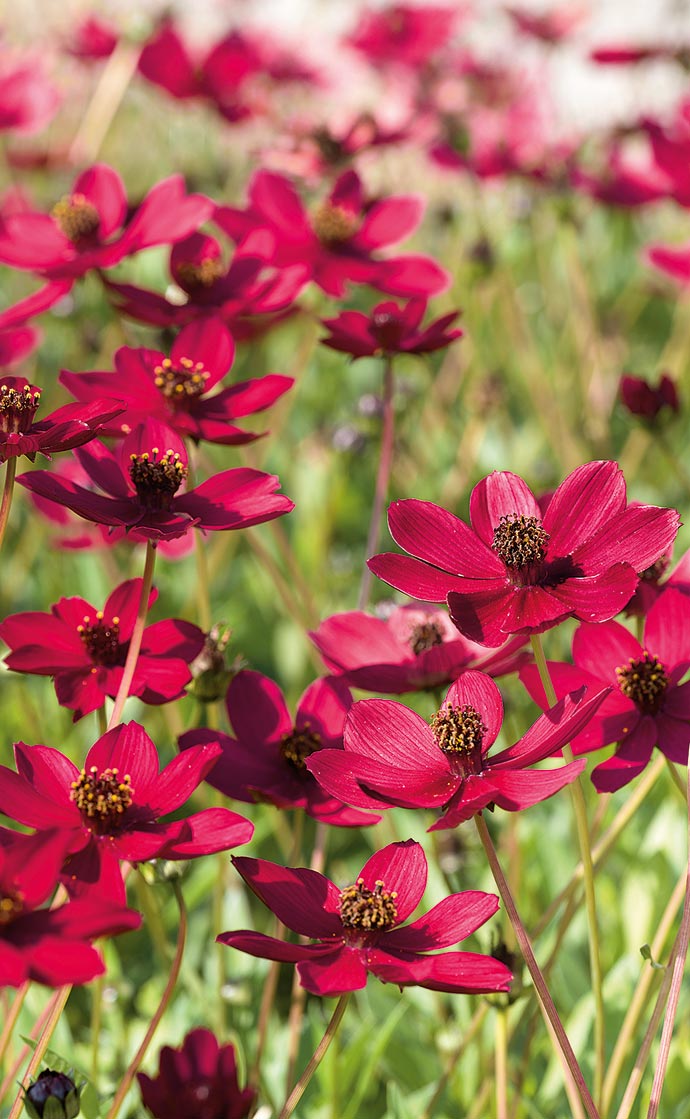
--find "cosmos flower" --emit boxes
[321,298,462,358]
[619,372,679,420]
[0,376,123,463]
[137,1029,255,1119]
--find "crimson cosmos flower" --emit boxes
[0,828,141,986]
[619,372,679,421]
[138,1029,255,1119]
[219,839,512,997]
[520,589,690,793]
[308,671,606,830]
[17,418,294,542]
[506,3,586,45]
[60,318,293,445]
[369,461,679,646]
[0,376,124,463]
[0,325,40,367]
[179,670,376,826]
[0,579,204,720]
[215,169,450,298]
[310,604,528,694]
[321,298,462,358]
[0,722,253,902]
[0,53,60,134]
[346,5,459,67]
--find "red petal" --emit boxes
[444,672,504,750]
[359,840,427,922]
[231,856,343,937]
[384,891,499,951]
[543,461,626,556]
[226,669,292,744]
[85,722,159,794]
[388,499,501,576]
[297,945,368,995]
[469,472,542,546]
[368,552,470,601]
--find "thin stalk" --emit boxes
[278,993,351,1119]
[96,704,108,737]
[0,981,29,1069]
[645,750,690,1119]
[0,457,17,552]
[531,632,605,1106]
[103,881,187,1119]
[68,40,141,164]
[358,356,395,610]
[0,995,55,1105]
[420,1002,489,1119]
[495,1007,509,1119]
[8,987,71,1119]
[107,541,156,729]
[664,757,687,802]
[90,970,104,1081]
[475,814,600,1119]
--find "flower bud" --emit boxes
[23,1070,81,1119]
[189,625,242,702]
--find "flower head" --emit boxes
[321,298,462,358]
[24,1070,81,1119]
[138,1029,254,1119]
[219,839,512,996]
[619,372,679,421]
[0,376,124,463]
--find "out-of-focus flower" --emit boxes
[0,326,41,367]
[310,605,528,694]
[506,3,587,45]
[215,169,449,298]
[346,5,460,68]
[619,372,679,420]
[308,671,605,829]
[0,722,253,901]
[66,16,118,61]
[18,418,294,543]
[23,1070,81,1119]
[520,589,690,792]
[0,579,204,720]
[138,1029,254,1119]
[571,144,669,207]
[180,670,376,826]
[0,53,60,134]
[219,839,512,996]
[369,462,679,646]
[590,44,686,65]
[0,377,124,463]
[321,298,461,358]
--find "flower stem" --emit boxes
[474,813,600,1119]
[0,457,17,553]
[278,993,351,1119]
[531,632,606,1107]
[68,39,140,164]
[358,356,395,610]
[104,880,187,1119]
[0,981,29,1069]
[107,540,156,729]
[8,986,71,1119]
[495,1007,509,1119]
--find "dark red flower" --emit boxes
[506,3,587,45]
[60,318,293,445]
[619,372,679,420]
[17,418,294,542]
[0,722,253,901]
[590,44,685,65]
[215,169,449,298]
[0,579,204,720]
[0,325,41,367]
[625,546,690,618]
[0,376,124,463]
[310,605,529,694]
[571,146,669,208]
[138,1029,255,1119]
[369,461,679,645]
[520,589,690,792]
[219,839,512,996]
[66,16,118,61]
[346,5,460,68]
[0,828,141,986]
[308,672,605,829]
[0,53,60,134]
[321,298,462,358]
[179,670,376,826]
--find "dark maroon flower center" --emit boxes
[52,193,100,243]
[176,257,225,289]
[616,651,669,714]
[431,702,486,775]
[409,620,445,655]
[154,357,209,404]
[492,513,550,572]
[70,765,134,834]
[339,877,398,930]
[279,723,322,770]
[77,612,122,666]
[129,448,187,511]
[0,383,41,434]
[370,310,405,352]
[0,889,23,926]
[312,202,360,246]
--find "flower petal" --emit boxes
[384,891,499,951]
[469,472,542,546]
[231,856,342,937]
[359,840,427,922]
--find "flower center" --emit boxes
[409,620,445,655]
[312,202,360,245]
[279,723,322,770]
[431,703,486,775]
[339,878,398,930]
[153,357,209,403]
[52,193,100,243]
[0,890,23,926]
[492,513,549,570]
[0,383,41,434]
[616,651,669,714]
[639,556,670,584]
[129,447,187,511]
[70,765,134,833]
[370,309,405,352]
[77,612,122,666]
[175,257,225,289]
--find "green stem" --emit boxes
[0,981,29,1069]
[531,633,606,1107]
[495,1007,509,1119]
[358,356,395,610]
[90,970,104,1081]
[665,757,687,802]
[0,457,17,553]
[107,541,156,729]
[103,881,187,1119]
[278,993,351,1119]
[475,814,600,1119]
[96,704,108,737]
[8,986,71,1119]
